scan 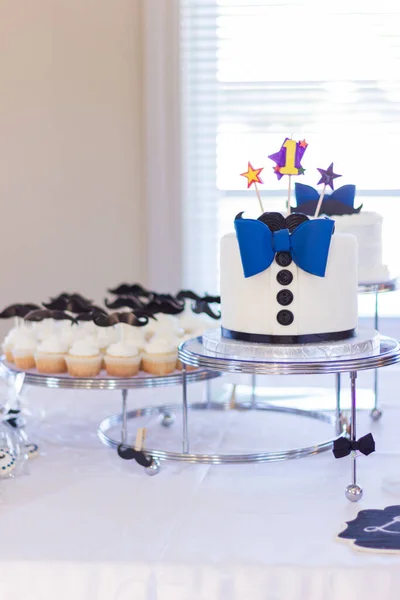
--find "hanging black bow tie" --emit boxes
[333,433,375,459]
[117,444,153,468]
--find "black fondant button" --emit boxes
[277,310,294,326]
[275,252,292,267]
[276,270,293,286]
[277,289,293,306]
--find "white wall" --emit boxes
[0,0,146,316]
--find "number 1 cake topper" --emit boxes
[268,138,308,215]
[314,162,342,218]
[240,162,264,213]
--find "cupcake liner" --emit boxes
[35,352,67,374]
[104,355,141,377]
[65,355,102,377]
[4,350,14,363]
[142,352,177,376]
[14,354,36,370]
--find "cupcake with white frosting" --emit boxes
[31,318,56,341]
[104,341,141,377]
[12,334,37,370]
[65,338,102,377]
[35,335,69,374]
[3,326,36,363]
[142,337,178,376]
[144,314,183,341]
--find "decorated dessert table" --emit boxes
[2,371,400,600]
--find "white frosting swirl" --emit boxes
[144,337,177,355]
[37,335,69,354]
[106,341,140,357]
[68,338,100,357]
[3,327,36,347]
[145,314,182,337]
[12,334,37,353]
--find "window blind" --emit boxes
[180,0,400,312]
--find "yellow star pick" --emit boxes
[240,162,264,189]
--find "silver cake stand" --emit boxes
[171,332,400,502]
[356,277,399,420]
[0,361,221,451]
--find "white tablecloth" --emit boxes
[2,367,400,600]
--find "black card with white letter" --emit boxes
[339,505,400,553]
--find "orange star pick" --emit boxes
[273,165,281,174]
[299,139,308,149]
[240,162,264,189]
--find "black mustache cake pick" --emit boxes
[144,294,185,316]
[104,296,145,311]
[107,283,153,297]
[75,306,108,322]
[92,311,153,328]
[0,303,40,319]
[43,293,94,313]
[192,299,221,320]
[176,290,221,304]
[24,309,78,324]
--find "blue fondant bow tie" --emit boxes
[295,182,356,208]
[235,215,334,278]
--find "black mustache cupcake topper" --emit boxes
[144,294,185,316]
[192,300,221,320]
[24,309,78,324]
[92,311,153,328]
[75,306,108,322]
[0,303,40,319]
[104,296,145,311]
[43,293,94,313]
[108,283,153,297]
[176,290,221,320]
[176,290,221,304]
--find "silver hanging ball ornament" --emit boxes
[370,408,383,422]
[161,412,175,428]
[145,458,161,476]
[345,484,363,502]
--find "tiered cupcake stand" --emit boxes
[0,362,221,462]
[97,330,400,502]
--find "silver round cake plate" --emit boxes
[176,332,400,502]
[355,276,399,421]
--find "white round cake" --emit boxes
[332,212,389,284]
[220,213,358,344]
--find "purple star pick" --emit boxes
[317,163,342,190]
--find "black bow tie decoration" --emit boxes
[333,433,375,459]
[117,444,153,468]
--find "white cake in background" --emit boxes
[220,225,358,343]
[293,183,389,284]
[331,212,389,284]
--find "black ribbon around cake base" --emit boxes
[333,433,375,459]
[221,327,356,345]
[117,444,154,468]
